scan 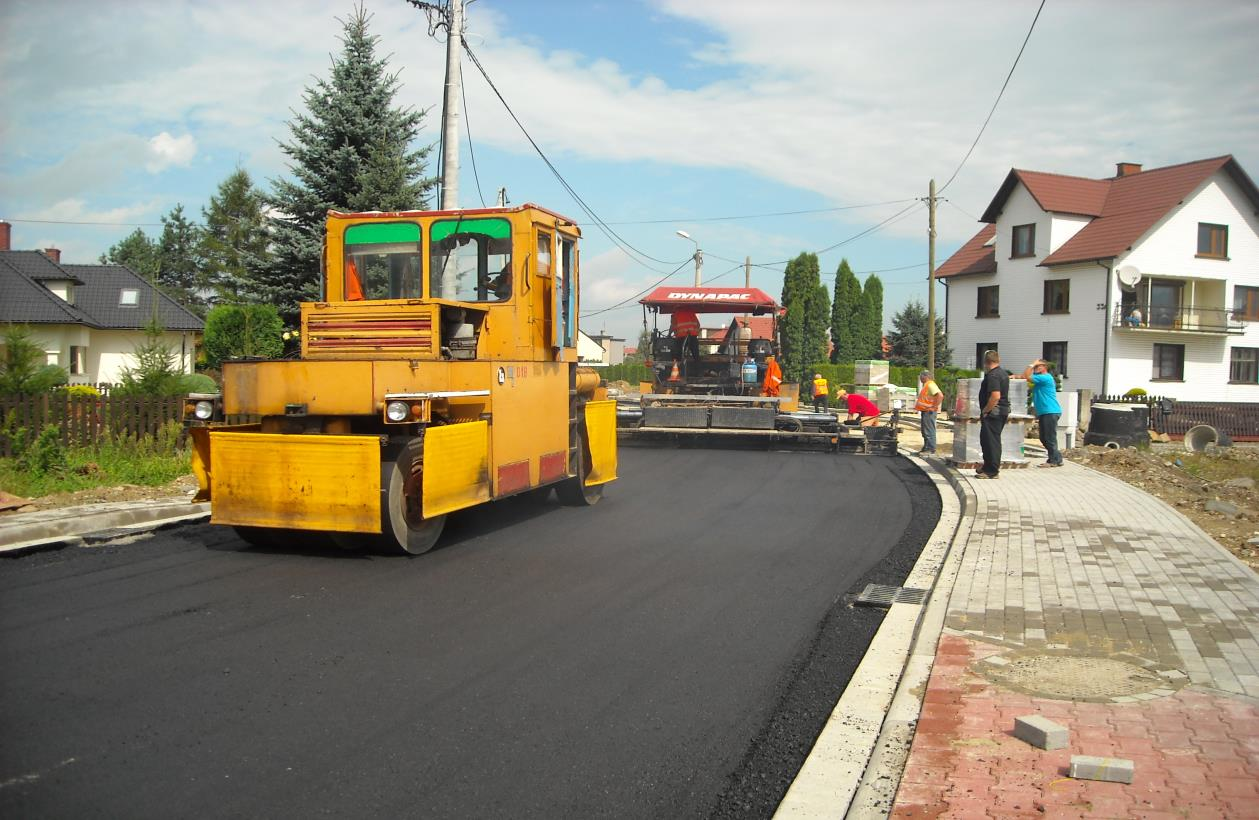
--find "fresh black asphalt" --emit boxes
[0,447,939,819]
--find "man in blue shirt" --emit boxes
[1022,359,1063,467]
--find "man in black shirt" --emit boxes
[976,349,1010,479]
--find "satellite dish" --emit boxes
[1117,265,1142,288]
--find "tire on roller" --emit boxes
[233,525,283,548]
[556,436,603,507]
[380,436,446,555]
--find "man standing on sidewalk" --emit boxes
[977,350,1010,479]
[1023,359,1064,467]
[915,370,943,455]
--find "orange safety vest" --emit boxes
[915,379,942,412]
[763,358,783,396]
[345,257,365,301]
[671,310,700,337]
[812,377,829,398]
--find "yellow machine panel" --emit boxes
[209,432,381,533]
[303,302,438,360]
[584,400,618,486]
[422,421,492,516]
[222,360,378,416]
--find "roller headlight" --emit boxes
[386,401,410,422]
[194,400,214,420]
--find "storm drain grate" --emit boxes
[855,584,929,608]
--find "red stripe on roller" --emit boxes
[539,451,567,483]
[497,461,531,495]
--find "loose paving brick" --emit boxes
[1012,715,1068,750]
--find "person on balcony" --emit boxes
[1126,306,1142,327]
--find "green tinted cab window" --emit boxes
[430,218,513,302]
[343,222,422,300]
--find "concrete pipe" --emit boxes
[1184,424,1218,452]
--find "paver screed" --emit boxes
[891,462,1259,818]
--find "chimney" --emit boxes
[1116,162,1143,178]
[0,220,10,251]
[43,247,62,264]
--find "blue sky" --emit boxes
[3,0,1257,347]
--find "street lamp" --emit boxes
[675,230,703,286]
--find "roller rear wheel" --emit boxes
[381,438,446,555]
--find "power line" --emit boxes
[459,58,488,208]
[579,258,707,318]
[602,198,917,225]
[938,0,1046,194]
[4,217,163,227]
[461,38,689,274]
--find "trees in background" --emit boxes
[202,304,285,369]
[202,168,271,302]
[100,229,160,280]
[886,300,952,368]
[855,273,884,359]
[779,252,830,382]
[830,258,861,363]
[260,6,435,323]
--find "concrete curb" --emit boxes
[772,452,967,819]
[0,500,210,556]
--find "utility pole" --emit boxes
[694,247,704,287]
[927,178,937,375]
[745,256,751,288]
[440,0,464,211]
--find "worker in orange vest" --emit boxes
[671,309,701,376]
[762,355,783,397]
[915,370,944,455]
[811,372,829,412]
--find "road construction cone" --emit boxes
[668,360,681,382]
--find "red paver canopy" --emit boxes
[640,287,779,314]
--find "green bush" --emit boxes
[602,362,653,385]
[203,304,285,368]
[0,325,68,395]
[1124,387,1148,397]
[176,373,219,394]
[58,384,102,399]
[18,425,67,476]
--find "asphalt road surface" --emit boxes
[0,446,939,819]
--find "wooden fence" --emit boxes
[1089,394,1259,441]
[0,394,185,456]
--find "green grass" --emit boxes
[1175,451,1259,484]
[0,422,191,498]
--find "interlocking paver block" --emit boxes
[1013,714,1069,750]
[1069,754,1135,784]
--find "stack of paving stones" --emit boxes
[949,377,1031,469]
[890,460,1259,817]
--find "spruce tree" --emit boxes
[886,300,952,368]
[156,204,207,314]
[857,274,884,359]
[202,168,270,302]
[829,258,861,362]
[101,228,159,279]
[260,5,435,322]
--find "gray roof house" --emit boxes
[0,221,204,384]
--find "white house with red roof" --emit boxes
[935,156,1259,401]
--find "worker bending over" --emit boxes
[836,388,881,426]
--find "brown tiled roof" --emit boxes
[1042,156,1248,265]
[934,224,996,279]
[981,170,1110,222]
[973,155,1259,268]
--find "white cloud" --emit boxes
[25,198,162,225]
[146,132,197,172]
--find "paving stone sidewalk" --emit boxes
[891,460,1259,818]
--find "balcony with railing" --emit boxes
[1112,302,1247,335]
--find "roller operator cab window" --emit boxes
[430,218,513,303]
[343,222,422,300]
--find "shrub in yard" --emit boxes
[1124,387,1148,398]
[58,384,102,399]
[203,304,285,368]
[0,324,69,395]
[176,373,219,394]
[18,425,67,475]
